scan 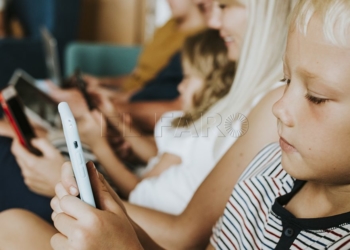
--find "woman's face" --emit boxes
[206,1,223,29]
[167,0,194,19]
[193,0,222,29]
[219,2,248,60]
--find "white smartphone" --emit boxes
[58,102,96,207]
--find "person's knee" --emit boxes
[0,209,54,249]
[0,209,39,229]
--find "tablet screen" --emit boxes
[13,72,61,129]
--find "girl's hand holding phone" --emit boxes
[11,138,64,197]
[50,161,143,250]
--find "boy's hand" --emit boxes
[11,138,64,197]
[76,110,108,150]
[83,74,102,89]
[45,80,89,118]
[0,119,14,138]
[50,162,143,250]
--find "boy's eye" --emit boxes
[280,78,291,85]
[219,4,226,9]
[305,93,329,105]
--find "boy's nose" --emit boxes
[272,88,294,128]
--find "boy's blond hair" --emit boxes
[290,0,350,48]
[172,29,235,128]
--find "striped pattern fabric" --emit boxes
[210,143,350,249]
[51,138,116,190]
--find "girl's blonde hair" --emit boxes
[290,0,350,48]
[207,0,296,159]
[172,29,235,128]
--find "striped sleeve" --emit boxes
[210,143,282,249]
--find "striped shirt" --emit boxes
[210,143,350,249]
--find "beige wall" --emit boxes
[78,0,150,45]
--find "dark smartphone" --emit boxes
[74,69,96,111]
[1,86,42,156]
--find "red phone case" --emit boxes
[0,95,30,148]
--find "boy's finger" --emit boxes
[51,233,69,250]
[52,212,76,237]
[59,195,93,220]
[51,196,64,214]
[87,161,124,213]
[31,138,56,158]
[54,182,70,201]
[61,162,79,196]
[11,139,37,165]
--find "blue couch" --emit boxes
[0,0,80,89]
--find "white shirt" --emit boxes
[128,111,236,215]
[129,82,285,215]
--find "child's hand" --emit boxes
[83,74,101,89]
[76,110,108,150]
[50,161,142,250]
[45,80,89,118]
[11,138,64,197]
[0,118,14,138]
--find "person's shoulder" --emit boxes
[238,142,283,181]
[153,18,177,35]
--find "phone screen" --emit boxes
[14,76,61,128]
[5,96,42,156]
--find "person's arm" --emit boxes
[206,245,215,250]
[84,74,129,89]
[103,112,158,162]
[124,86,285,249]
[112,98,182,134]
[90,139,140,198]
[142,153,181,179]
[0,118,14,137]
[124,133,157,162]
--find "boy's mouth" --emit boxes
[279,136,297,153]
